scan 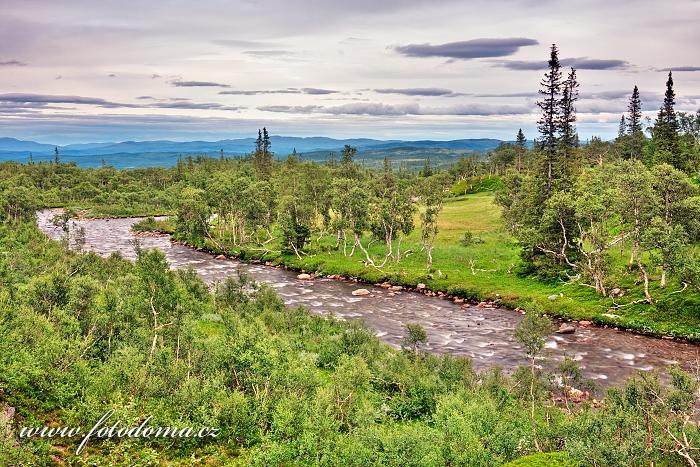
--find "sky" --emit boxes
[1,0,699,144]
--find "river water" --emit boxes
[36,210,700,389]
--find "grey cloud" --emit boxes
[213,39,283,48]
[580,90,660,101]
[258,101,532,116]
[219,87,337,95]
[473,91,537,98]
[149,101,244,111]
[659,66,700,72]
[220,89,298,96]
[374,87,461,96]
[0,93,139,109]
[496,57,630,70]
[171,80,231,88]
[0,93,243,112]
[394,38,539,59]
[301,88,337,95]
[0,59,27,66]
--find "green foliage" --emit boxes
[1,222,700,465]
[449,175,503,196]
[402,323,428,355]
[459,230,484,247]
[514,307,553,358]
[503,452,578,467]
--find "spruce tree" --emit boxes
[653,71,680,158]
[618,115,627,139]
[340,144,356,165]
[559,67,579,179]
[536,44,562,196]
[626,85,644,159]
[262,127,271,157]
[421,158,433,177]
[515,128,527,173]
[627,85,642,134]
[54,146,60,164]
[255,129,263,154]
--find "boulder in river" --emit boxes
[556,323,576,334]
[214,254,226,260]
[352,288,371,296]
[297,273,312,280]
[579,320,592,326]
[416,283,426,290]
[390,285,403,291]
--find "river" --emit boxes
[36,210,700,389]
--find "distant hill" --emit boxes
[0,136,506,168]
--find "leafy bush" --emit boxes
[460,230,485,247]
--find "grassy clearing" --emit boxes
[136,192,700,341]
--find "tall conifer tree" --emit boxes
[559,67,579,180]
[536,44,562,196]
[618,115,627,139]
[626,85,644,159]
[515,128,527,172]
[627,85,643,134]
[653,71,680,157]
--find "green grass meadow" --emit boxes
[145,191,700,341]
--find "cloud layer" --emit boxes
[496,58,630,70]
[394,38,539,59]
[1,0,699,143]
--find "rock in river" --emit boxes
[556,323,576,334]
[214,254,226,260]
[352,288,371,296]
[297,273,312,280]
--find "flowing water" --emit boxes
[37,210,700,389]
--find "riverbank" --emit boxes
[36,209,700,389]
[130,192,700,342]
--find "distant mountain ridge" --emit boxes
[0,136,506,168]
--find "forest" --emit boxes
[1,44,700,464]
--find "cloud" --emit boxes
[149,101,244,111]
[496,57,630,70]
[580,90,660,101]
[171,80,231,88]
[0,93,138,109]
[219,87,337,95]
[243,50,298,58]
[474,91,537,98]
[374,87,461,97]
[659,66,700,72]
[213,39,283,49]
[0,93,244,112]
[301,87,337,95]
[394,38,539,59]
[258,101,532,116]
[0,59,27,66]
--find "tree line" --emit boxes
[495,44,700,300]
